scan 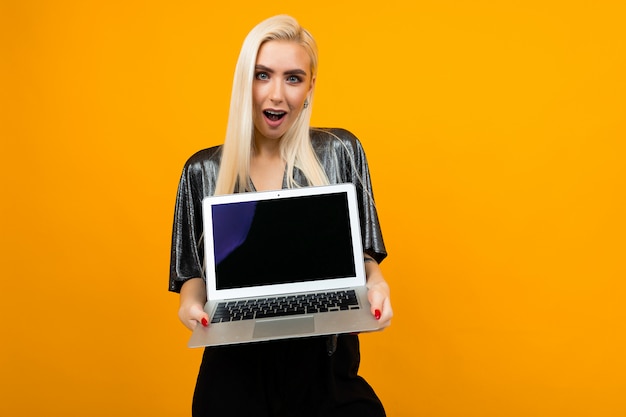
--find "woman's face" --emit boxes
[252,40,315,144]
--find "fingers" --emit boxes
[368,285,393,327]
[179,303,209,331]
[192,304,209,329]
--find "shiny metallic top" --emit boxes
[169,127,387,293]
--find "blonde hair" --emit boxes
[214,15,329,195]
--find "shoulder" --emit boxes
[175,145,223,201]
[310,127,359,144]
[184,145,222,167]
[180,145,223,175]
[309,127,365,155]
[176,145,223,197]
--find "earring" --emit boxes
[304,99,309,109]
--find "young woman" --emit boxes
[170,15,393,416]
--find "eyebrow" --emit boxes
[255,64,308,76]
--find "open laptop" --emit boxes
[188,183,384,348]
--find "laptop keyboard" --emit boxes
[210,289,360,323]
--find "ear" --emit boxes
[308,75,316,94]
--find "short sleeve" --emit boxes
[169,147,221,293]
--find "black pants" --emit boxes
[192,335,386,416]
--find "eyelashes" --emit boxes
[254,72,303,84]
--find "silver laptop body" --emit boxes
[188,183,383,348]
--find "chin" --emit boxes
[260,127,290,141]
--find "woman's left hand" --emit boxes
[364,256,393,328]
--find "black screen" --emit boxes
[211,192,356,290]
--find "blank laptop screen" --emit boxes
[211,192,356,290]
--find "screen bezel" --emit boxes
[201,183,365,300]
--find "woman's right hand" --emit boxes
[178,277,209,331]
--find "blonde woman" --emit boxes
[170,15,393,416]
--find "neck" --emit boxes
[249,152,286,191]
[253,136,281,158]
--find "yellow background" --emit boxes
[1,1,625,416]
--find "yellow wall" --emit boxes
[1,1,625,416]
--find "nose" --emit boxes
[268,79,284,104]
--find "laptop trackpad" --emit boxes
[253,317,315,339]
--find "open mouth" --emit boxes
[264,110,286,121]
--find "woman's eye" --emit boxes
[287,75,301,83]
[256,72,269,80]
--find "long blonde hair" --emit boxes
[214,15,329,195]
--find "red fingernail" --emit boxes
[374,309,381,320]
[201,318,208,327]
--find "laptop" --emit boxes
[187,183,384,348]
